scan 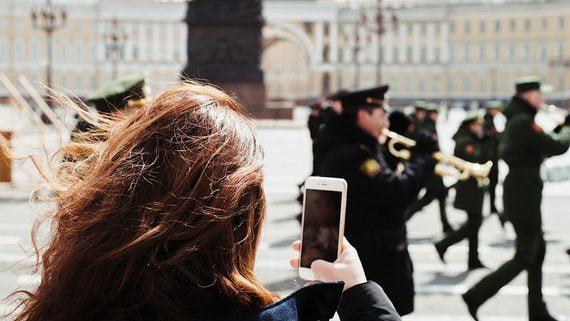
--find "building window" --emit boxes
[540,42,548,60]
[75,74,82,89]
[495,20,501,32]
[433,75,440,92]
[76,42,82,62]
[509,42,515,60]
[523,42,530,61]
[464,43,470,62]
[558,74,564,90]
[450,21,455,33]
[494,42,501,60]
[463,76,470,91]
[434,46,440,63]
[479,43,485,62]
[558,41,565,59]
[542,17,548,30]
[91,74,97,88]
[464,21,470,33]
[31,41,38,61]
[14,39,23,61]
[407,46,413,63]
[559,17,565,30]
[61,41,67,61]
[479,21,485,33]
[419,77,426,91]
[75,21,82,33]
[0,40,6,60]
[449,44,454,62]
[524,19,531,32]
[510,19,516,32]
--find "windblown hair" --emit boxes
[13,82,276,320]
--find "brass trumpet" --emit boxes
[381,128,493,186]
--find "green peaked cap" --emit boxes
[87,74,147,113]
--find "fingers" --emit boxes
[311,259,335,280]
[289,257,299,269]
[291,240,301,252]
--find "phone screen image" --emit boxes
[301,189,342,268]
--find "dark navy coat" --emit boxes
[227,282,400,321]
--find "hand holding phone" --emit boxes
[298,177,347,281]
[290,238,367,291]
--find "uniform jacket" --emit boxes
[318,116,435,315]
[500,96,570,169]
[210,282,400,321]
[499,96,570,225]
[452,126,488,213]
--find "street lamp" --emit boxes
[31,0,67,107]
[103,19,128,80]
[337,0,398,88]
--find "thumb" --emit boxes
[310,259,335,280]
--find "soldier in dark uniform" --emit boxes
[463,77,570,321]
[434,111,488,270]
[384,110,414,172]
[406,103,454,234]
[71,74,147,141]
[483,100,506,227]
[319,85,438,316]
[311,91,348,177]
[410,101,428,134]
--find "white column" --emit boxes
[166,22,174,61]
[441,22,449,63]
[124,21,133,62]
[385,25,393,64]
[398,23,407,64]
[412,23,420,63]
[371,28,379,63]
[179,23,187,64]
[153,22,160,61]
[314,21,324,63]
[426,23,434,63]
[330,21,338,63]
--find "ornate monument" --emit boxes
[183,0,288,118]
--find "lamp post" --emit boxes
[103,19,127,80]
[337,0,397,89]
[31,0,67,107]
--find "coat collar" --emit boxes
[227,282,344,321]
[503,95,538,119]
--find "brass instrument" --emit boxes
[540,103,569,123]
[381,128,493,186]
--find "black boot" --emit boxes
[468,258,487,271]
[531,313,559,321]
[442,223,455,234]
[462,292,480,321]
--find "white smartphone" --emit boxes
[298,176,347,281]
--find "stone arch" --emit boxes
[263,20,317,66]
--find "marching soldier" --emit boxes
[434,111,488,270]
[410,100,428,134]
[463,77,570,321]
[406,103,454,234]
[71,74,147,141]
[483,100,506,226]
[319,85,438,315]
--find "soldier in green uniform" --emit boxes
[71,74,147,141]
[463,77,570,321]
[483,100,507,227]
[406,103,453,234]
[434,111,488,270]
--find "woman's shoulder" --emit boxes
[226,282,344,321]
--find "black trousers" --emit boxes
[465,171,549,320]
[436,209,482,263]
[406,177,451,230]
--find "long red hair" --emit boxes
[13,82,276,320]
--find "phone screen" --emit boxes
[300,189,342,268]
